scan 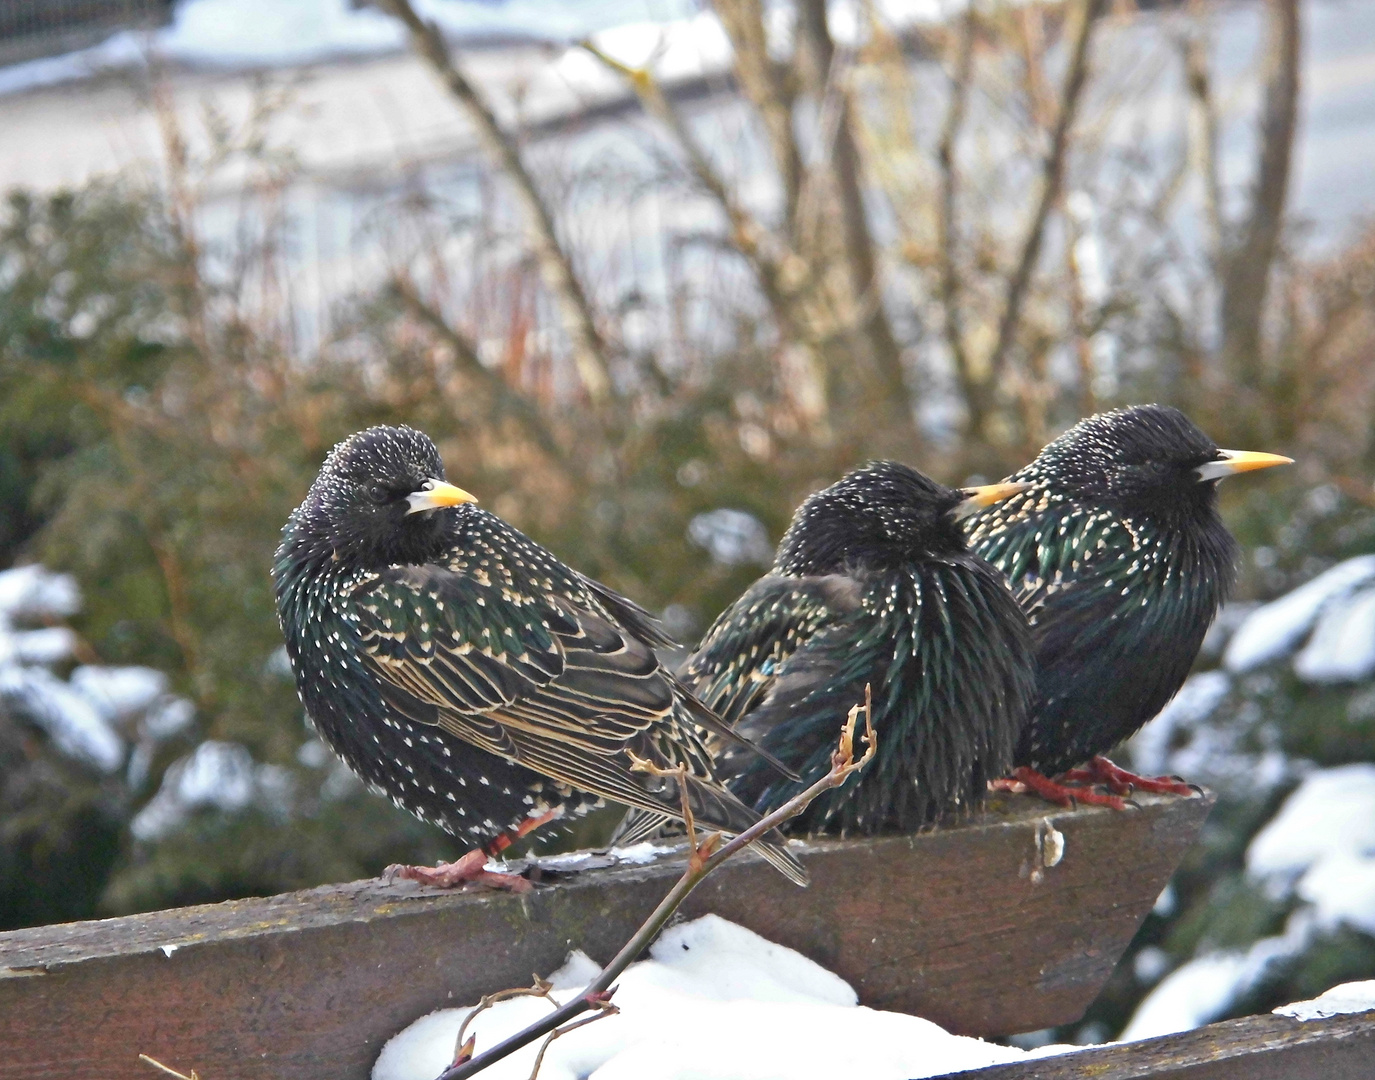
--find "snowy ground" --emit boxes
[373,914,1076,1080]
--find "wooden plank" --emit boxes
[934,1007,1375,1080]
[0,791,1212,1080]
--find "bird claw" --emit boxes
[1078,756,1200,798]
[385,849,533,893]
[993,767,1127,811]
[994,755,1203,813]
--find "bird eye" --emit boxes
[366,485,390,504]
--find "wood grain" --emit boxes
[933,1008,1375,1080]
[0,791,1212,1080]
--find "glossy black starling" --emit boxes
[964,405,1291,806]
[273,425,806,887]
[670,461,1036,835]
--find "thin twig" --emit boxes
[936,4,980,435]
[439,688,876,1080]
[455,977,555,1060]
[713,0,803,232]
[578,40,809,342]
[985,0,1107,393]
[388,275,569,464]
[379,0,613,405]
[526,998,619,1080]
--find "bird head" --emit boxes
[1027,405,1291,517]
[288,425,476,568]
[774,460,1024,575]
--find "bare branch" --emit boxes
[1181,4,1223,265]
[439,688,876,1080]
[1061,195,1098,418]
[984,0,1107,404]
[526,1007,618,1080]
[936,5,981,436]
[794,0,914,444]
[579,43,803,316]
[388,275,569,465]
[713,0,804,232]
[1219,0,1300,393]
[379,0,613,405]
[580,40,826,410]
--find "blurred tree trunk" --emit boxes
[1218,0,1301,398]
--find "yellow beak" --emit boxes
[406,479,478,515]
[1195,450,1294,482]
[951,481,1029,520]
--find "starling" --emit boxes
[667,461,1036,835]
[964,405,1292,808]
[273,425,805,888]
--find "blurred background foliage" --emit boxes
[1,0,1373,1043]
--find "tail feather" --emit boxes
[752,830,808,886]
[611,790,809,888]
[608,808,671,849]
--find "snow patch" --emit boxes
[1129,670,1232,777]
[688,509,773,567]
[373,914,1061,1080]
[1121,917,1314,1040]
[1128,765,1375,1037]
[606,841,674,865]
[1275,979,1375,1021]
[69,666,168,720]
[0,627,78,667]
[1246,764,1375,885]
[1296,851,1375,937]
[131,739,263,840]
[1224,556,1375,673]
[0,565,81,621]
[1120,951,1254,1040]
[0,665,124,773]
[1293,584,1375,683]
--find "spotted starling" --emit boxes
[661,461,1036,836]
[964,405,1292,807]
[273,425,806,887]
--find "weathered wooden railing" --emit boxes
[939,1007,1375,1080]
[6,789,1330,1080]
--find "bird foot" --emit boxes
[1060,756,1199,797]
[385,848,533,893]
[990,766,1128,811]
